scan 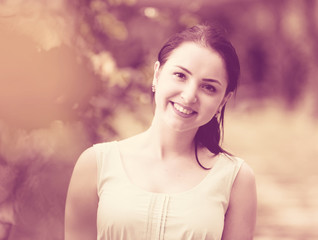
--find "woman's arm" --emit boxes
[65,147,98,240]
[222,162,257,240]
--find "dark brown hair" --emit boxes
[157,24,240,169]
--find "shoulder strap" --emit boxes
[93,141,118,196]
[206,154,244,209]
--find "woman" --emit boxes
[65,24,257,240]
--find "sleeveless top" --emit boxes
[94,141,244,240]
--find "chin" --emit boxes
[164,120,199,133]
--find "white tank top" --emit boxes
[94,141,243,240]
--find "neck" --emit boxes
[143,117,198,160]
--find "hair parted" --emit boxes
[157,23,240,169]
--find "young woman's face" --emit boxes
[153,42,231,133]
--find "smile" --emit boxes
[172,102,196,115]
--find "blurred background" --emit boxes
[0,0,317,239]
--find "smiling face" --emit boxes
[153,42,231,133]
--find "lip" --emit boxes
[170,101,197,118]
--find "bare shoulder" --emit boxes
[117,132,148,157]
[66,146,98,205]
[118,132,145,148]
[230,161,256,205]
[72,146,97,179]
[65,146,98,240]
[235,161,256,187]
[221,161,257,240]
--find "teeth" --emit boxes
[173,103,194,115]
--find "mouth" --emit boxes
[171,102,197,117]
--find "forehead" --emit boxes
[164,42,227,82]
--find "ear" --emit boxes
[218,91,233,112]
[152,61,160,87]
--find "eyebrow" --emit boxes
[176,65,222,85]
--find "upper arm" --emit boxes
[64,146,98,240]
[222,162,257,240]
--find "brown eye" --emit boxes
[174,72,186,80]
[201,84,216,94]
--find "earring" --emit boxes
[152,84,156,93]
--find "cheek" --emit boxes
[153,86,169,107]
[155,79,178,100]
[201,96,225,115]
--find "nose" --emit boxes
[180,81,198,104]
